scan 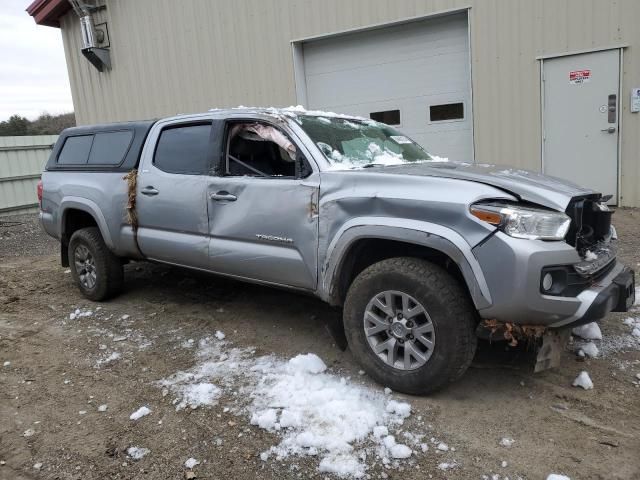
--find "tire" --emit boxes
[68,227,123,301]
[343,257,477,395]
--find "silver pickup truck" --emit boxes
[39,107,635,394]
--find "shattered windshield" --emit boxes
[294,115,433,169]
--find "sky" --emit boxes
[0,1,73,121]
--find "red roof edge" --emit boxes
[26,0,72,28]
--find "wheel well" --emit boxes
[334,238,467,305]
[62,209,98,244]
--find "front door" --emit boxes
[542,49,620,203]
[206,120,319,290]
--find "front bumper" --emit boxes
[473,231,635,328]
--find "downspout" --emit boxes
[68,0,110,71]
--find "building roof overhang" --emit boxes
[26,0,71,28]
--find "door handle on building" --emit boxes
[601,126,616,134]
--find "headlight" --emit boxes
[470,202,571,240]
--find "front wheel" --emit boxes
[68,227,123,301]
[343,257,477,395]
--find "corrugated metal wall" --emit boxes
[0,136,57,216]
[59,0,640,206]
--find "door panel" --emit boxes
[136,171,209,267]
[135,120,213,267]
[207,176,319,289]
[543,49,619,202]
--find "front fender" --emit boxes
[59,197,114,249]
[320,217,492,310]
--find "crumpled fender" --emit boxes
[319,217,492,309]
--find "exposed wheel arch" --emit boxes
[333,238,470,306]
[320,221,492,310]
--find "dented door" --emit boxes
[206,175,320,289]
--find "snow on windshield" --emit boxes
[293,112,440,170]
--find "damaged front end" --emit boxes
[476,319,570,372]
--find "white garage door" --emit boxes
[298,13,473,162]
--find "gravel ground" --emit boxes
[1,211,639,480]
[0,214,58,257]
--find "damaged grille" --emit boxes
[565,195,616,276]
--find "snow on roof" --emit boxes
[207,105,370,122]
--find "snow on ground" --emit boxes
[572,371,594,390]
[95,351,121,367]
[499,437,515,447]
[576,341,599,358]
[572,322,602,340]
[127,446,150,460]
[547,475,571,480]
[159,337,435,478]
[184,457,200,469]
[130,406,151,420]
[69,308,93,320]
[600,317,640,356]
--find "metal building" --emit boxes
[27,0,640,206]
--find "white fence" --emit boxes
[0,135,57,216]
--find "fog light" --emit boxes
[542,273,553,291]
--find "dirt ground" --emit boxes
[1,211,639,480]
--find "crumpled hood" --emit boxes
[381,162,597,211]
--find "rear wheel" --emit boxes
[68,227,123,301]
[343,257,477,394]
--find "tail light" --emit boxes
[37,179,43,208]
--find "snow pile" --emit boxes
[248,352,414,477]
[499,437,515,447]
[572,322,602,340]
[184,458,199,469]
[547,475,571,480]
[127,447,150,460]
[98,404,108,412]
[576,341,599,358]
[130,406,151,420]
[624,317,640,338]
[170,382,221,411]
[214,330,226,340]
[572,371,594,390]
[69,308,93,320]
[159,338,426,478]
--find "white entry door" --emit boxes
[542,49,620,203]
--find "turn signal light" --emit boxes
[470,207,502,225]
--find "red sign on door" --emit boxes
[569,69,591,84]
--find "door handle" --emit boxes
[210,191,237,202]
[140,187,159,196]
[601,126,616,134]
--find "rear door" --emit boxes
[135,119,215,268]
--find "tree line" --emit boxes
[0,112,76,136]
